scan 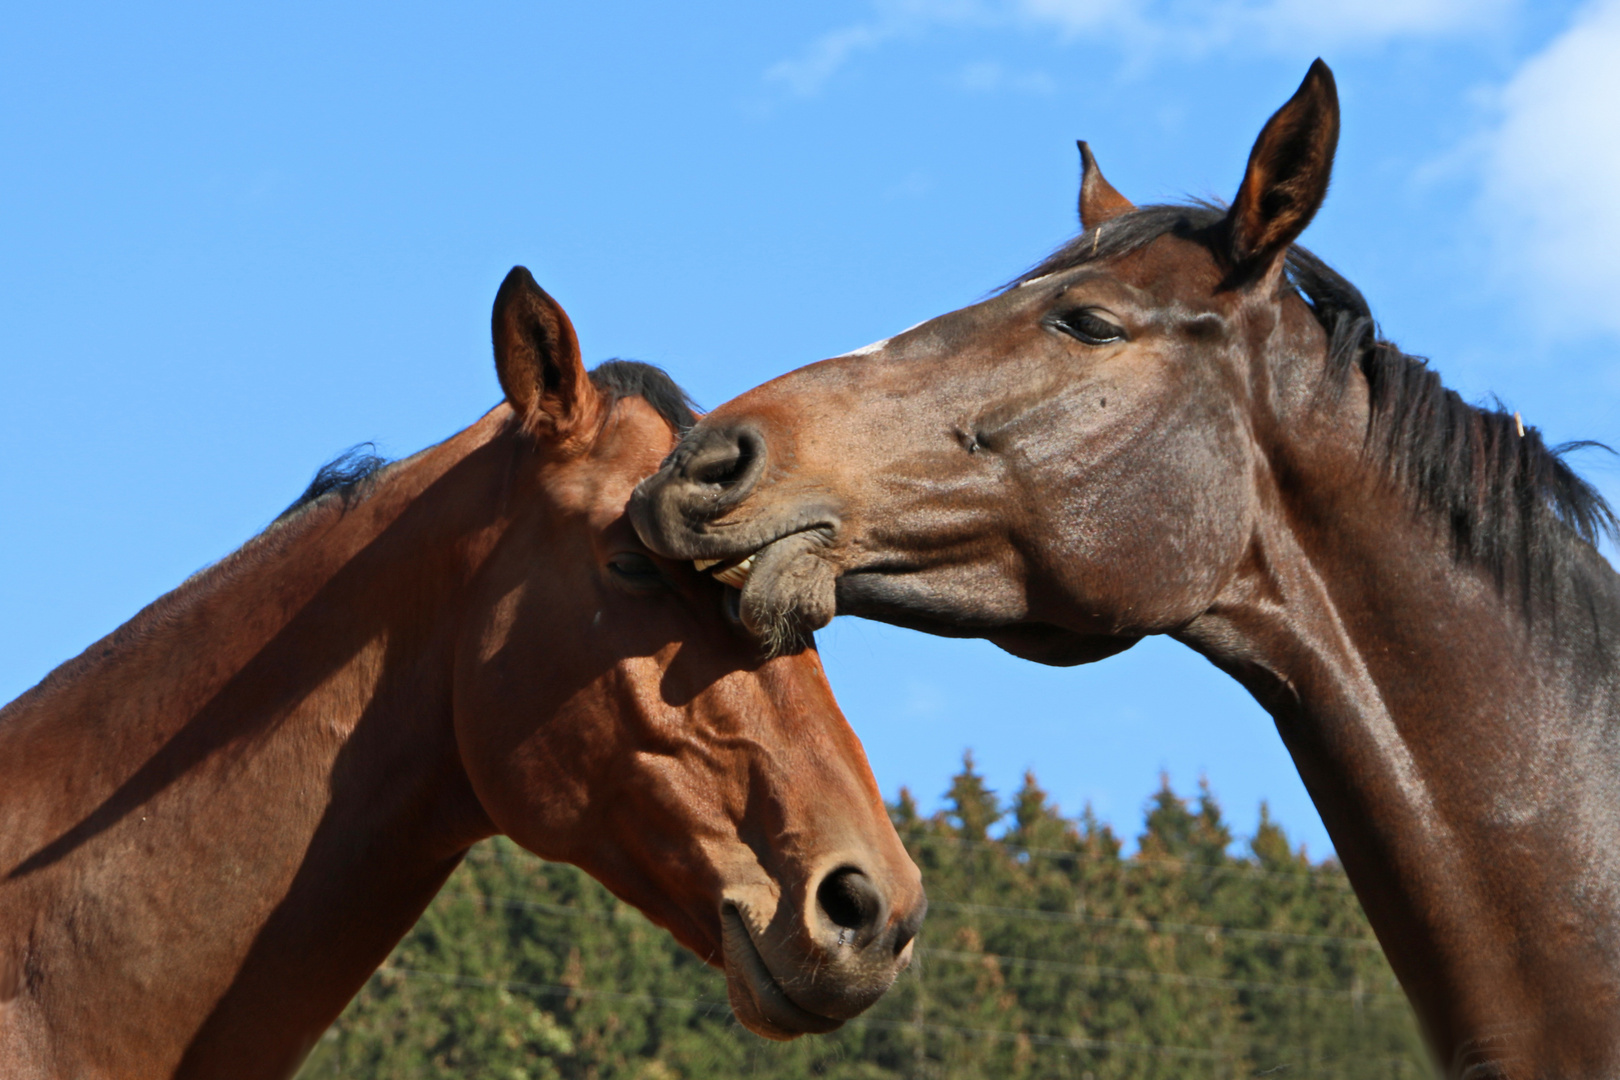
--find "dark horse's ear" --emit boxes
[492,266,598,440]
[1077,141,1134,231]
[1223,59,1339,285]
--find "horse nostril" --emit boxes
[817,867,883,933]
[688,427,763,490]
[630,424,770,545]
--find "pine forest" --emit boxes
[298,757,1430,1079]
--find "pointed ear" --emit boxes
[1224,59,1339,285]
[1077,141,1134,231]
[491,266,598,440]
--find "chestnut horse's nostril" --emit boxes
[817,866,884,934]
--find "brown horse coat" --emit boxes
[0,269,924,1078]
[635,64,1620,1078]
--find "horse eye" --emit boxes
[608,552,663,587]
[1051,309,1126,346]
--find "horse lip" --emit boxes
[694,526,834,588]
[721,902,843,1039]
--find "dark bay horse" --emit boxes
[634,62,1620,1077]
[0,268,924,1079]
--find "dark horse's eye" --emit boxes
[1050,308,1126,346]
[607,552,664,588]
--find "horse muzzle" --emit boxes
[719,862,926,1041]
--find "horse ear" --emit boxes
[1224,59,1339,284]
[1077,141,1134,231]
[491,266,598,440]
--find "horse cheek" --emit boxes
[1087,428,1252,629]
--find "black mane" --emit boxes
[278,443,389,521]
[589,359,698,433]
[279,360,697,520]
[1009,203,1618,597]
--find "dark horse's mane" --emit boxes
[281,360,696,520]
[1010,203,1618,602]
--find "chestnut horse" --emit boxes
[635,62,1620,1077]
[0,268,924,1079]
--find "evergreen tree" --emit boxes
[943,750,1002,841]
[890,786,920,828]
[1138,773,1197,858]
[305,766,1431,1080]
[1006,770,1075,850]
[1076,801,1123,860]
[1250,801,1305,870]
[1190,777,1234,866]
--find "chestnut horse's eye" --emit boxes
[607,552,664,589]
[1050,308,1126,346]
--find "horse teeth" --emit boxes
[714,555,756,589]
[693,558,721,572]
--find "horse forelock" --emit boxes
[1006,202,1618,611]
[589,360,699,435]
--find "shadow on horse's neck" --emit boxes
[1175,395,1620,1071]
[0,407,536,1075]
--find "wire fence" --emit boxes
[305,837,1425,1078]
[440,889,1402,1004]
[319,960,1417,1078]
[372,964,1260,1062]
[925,899,1383,949]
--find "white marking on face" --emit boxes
[837,337,890,358]
[1018,271,1059,289]
[834,318,932,359]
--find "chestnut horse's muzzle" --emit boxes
[720,860,926,1040]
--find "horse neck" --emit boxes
[1179,417,1620,1072]
[0,408,517,1077]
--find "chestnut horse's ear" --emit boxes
[491,266,598,440]
[1224,59,1339,285]
[1077,141,1134,231]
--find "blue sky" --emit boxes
[4,1,1617,859]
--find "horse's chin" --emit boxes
[721,903,844,1041]
[733,533,838,655]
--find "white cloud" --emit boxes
[765,22,900,98]
[767,0,1518,97]
[1479,0,1620,336]
[765,0,990,98]
[1022,0,1514,51]
[957,60,1057,94]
